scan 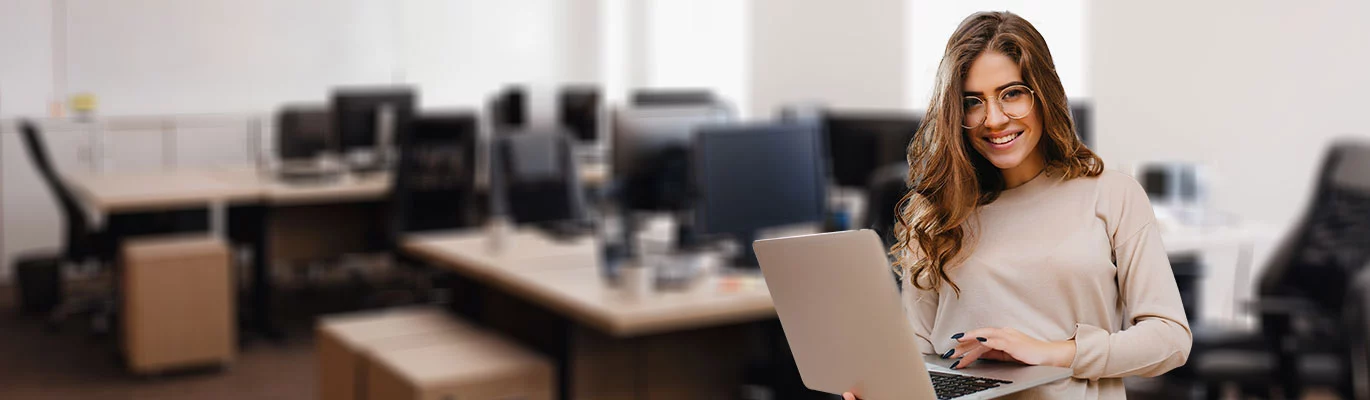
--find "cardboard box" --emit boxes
[317,307,476,400]
[121,236,235,374]
[366,335,555,400]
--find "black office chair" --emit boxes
[389,113,482,238]
[375,113,482,306]
[492,130,589,235]
[14,120,114,331]
[1192,139,1370,399]
[865,163,909,243]
[1346,268,1370,400]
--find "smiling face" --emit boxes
[961,51,1046,187]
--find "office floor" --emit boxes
[0,280,318,400]
[0,282,1343,400]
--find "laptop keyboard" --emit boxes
[929,371,1013,399]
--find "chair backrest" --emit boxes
[492,130,585,225]
[18,120,98,261]
[865,163,909,246]
[1261,139,1370,313]
[1346,268,1370,400]
[388,113,480,242]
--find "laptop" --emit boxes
[753,230,1072,399]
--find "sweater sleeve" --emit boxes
[1070,173,1193,380]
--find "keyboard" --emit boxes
[929,371,1013,399]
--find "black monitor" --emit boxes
[490,86,527,130]
[332,87,416,169]
[559,86,600,142]
[823,111,922,188]
[631,89,716,107]
[1070,101,1093,147]
[695,121,822,265]
[276,105,334,160]
[612,106,733,211]
[693,122,828,267]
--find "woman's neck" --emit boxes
[1001,151,1046,189]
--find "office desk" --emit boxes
[403,229,775,337]
[1160,222,1280,327]
[64,162,608,340]
[64,166,392,339]
[403,229,775,399]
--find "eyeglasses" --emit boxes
[961,84,1036,129]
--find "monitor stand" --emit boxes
[729,230,761,269]
[535,219,593,241]
[344,149,388,175]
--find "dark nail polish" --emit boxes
[950,360,960,369]
[976,337,987,342]
[941,349,954,359]
[951,332,964,340]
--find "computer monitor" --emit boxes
[693,122,828,267]
[559,86,600,143]
[332,87,416,171]
[630,89,716,107]
[1070,101,1093,147]
[275,105,334,160]
[612,105,733,211]
[823,111,922,188]
[490,85,527,130]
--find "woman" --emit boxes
[845,11,1191,399]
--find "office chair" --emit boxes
[377,113,482,306]
[1347,268,1370,400]
[1192,139,1370,399]
[491,130,589,236]
[15,120,114,331]
[389,114,482,238]
[865,163,909,242]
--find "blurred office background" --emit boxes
[1,0,1368,399]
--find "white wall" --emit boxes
[1089,0,1370,232]
[64,0,397,115]
[644,0,750,115]
[748,0,908,117]
[4,0,601,117]
[0,0,54,118]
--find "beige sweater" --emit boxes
[902,170,1192,399]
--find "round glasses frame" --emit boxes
[961,84,1037,129]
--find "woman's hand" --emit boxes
[944,327,1075,369]
[842,392,859,400]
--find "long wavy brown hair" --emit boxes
[892,11,1103,294]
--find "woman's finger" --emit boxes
[944,339,983,359]
[842,392,859,400]
[954,343,992,369]
[956,327,1006,346]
